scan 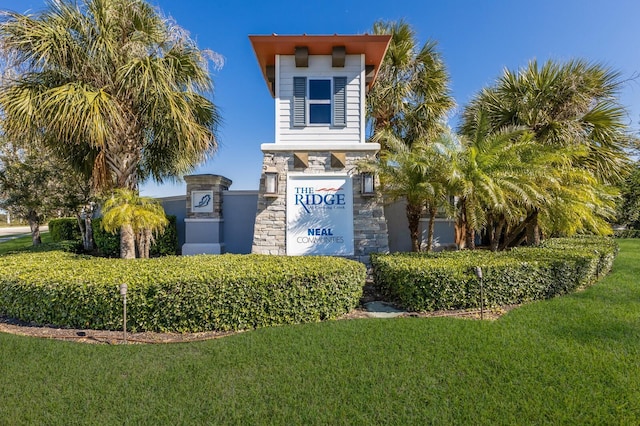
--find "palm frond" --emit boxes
[0,0,221,192]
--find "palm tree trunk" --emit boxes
[144,230,151,259]
[135,231,144,259]
[465,227,476,250]
[454,220,466,249]
[120,223,136,259]
[27,210,41,246]
[458,198,475,249]
[426,205,437,252]
[525,209,541,246]
[107,135,141,191]
[500,210,537,250]
[406,202,423,252]
[136,229,151,259]
[108,140,141,259]
[455,200,467,249]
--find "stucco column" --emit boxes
[182,174,232,255]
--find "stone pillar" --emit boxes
[182,174,232,255]
[251,152,288,255]
[252,147,389,264]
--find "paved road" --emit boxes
[0,225,48,241]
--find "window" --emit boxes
[292,76,347,127]
[308,79,331,124]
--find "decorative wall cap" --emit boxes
[184,174,233,187]
[261,143,380,152]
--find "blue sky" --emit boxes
[3,0,640,197]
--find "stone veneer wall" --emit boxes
[184,174,231,219]
[252,150,389,263]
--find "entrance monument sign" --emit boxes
[286,175,354,255]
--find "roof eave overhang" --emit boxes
[249,34,392,97]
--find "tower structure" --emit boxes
[250,34,391,262]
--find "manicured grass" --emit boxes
[0,232,51,255]
[1,240,639,424]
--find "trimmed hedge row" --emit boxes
[613,229,640,238]
[49,218,81,243]
[0,251,365,332]
[371,236,618,312]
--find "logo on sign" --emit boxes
[196,194,211,208]
[294,186,346,214]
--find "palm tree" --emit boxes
[366,20,455,251]
[460,59,631,244]
[463,60,628,163]
[454,110,542,250]
[367,20,454,147]
[101,189,168,259]
[0,0,221,256]
[369,129,457,252]
[538,167,617,238]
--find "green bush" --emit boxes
[92,215,178,257]
[49,218,81,243]
[613,229,640,238]
[150,214,179,256]
[25,240,84,254]
[371,236,618,312]
[0,251,365,332]
[92,217,120,257]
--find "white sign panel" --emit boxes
[191,190,214,213]
[286,175,354,256]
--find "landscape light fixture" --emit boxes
[119,283,128,343]
[264,169,278,195]
[361,173,375,196]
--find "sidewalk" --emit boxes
[0,225,48,243]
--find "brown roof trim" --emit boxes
[249,34,391,97]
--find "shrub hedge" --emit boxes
[150,215,179,256]
[0,251,366,332]
[371,236,618,312]
[613,229,640,238]
[92,217,120,257]
[49,218,81,243]
[92,215,179,257]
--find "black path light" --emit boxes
[474,266,484,320]
[119,283,128,343]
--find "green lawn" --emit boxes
[0,232,51,255]
[1,240,639,424]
